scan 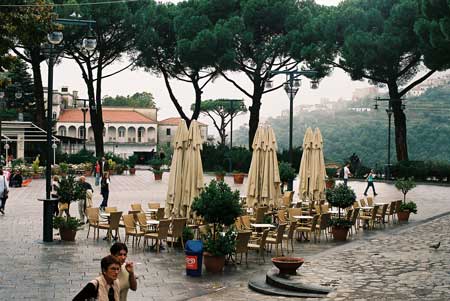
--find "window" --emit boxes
[166,128,171,136]
[59,127,66,136]
[79,127,85,139]
[118,128,125,138]
[52,111,57,120]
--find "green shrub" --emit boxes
[395,177,416,203]
[53,216,83,230]
[66,149,96,164]
[56,174,85,204]
[326,184,356,228]
[279,161,296,184]
[400,201,417,214]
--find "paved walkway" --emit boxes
[0,172,450,300]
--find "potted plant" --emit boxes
[115,163,125,175]
[59,162,69,176]
[53,216,83,241]
[214,166,226,181]
[32,155,40,179]
[325,167,337,189]
[232,170,245,184]
[191,180,242,273]
[55,174,85,241]
[395,177,417,222]
[279,161,296,193]
[127,154,138,175]
[152,169,164,181]
[83,162,93,177]
[147,157,165,170]
[326,184,356,241]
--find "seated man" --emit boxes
[10,171,23,188]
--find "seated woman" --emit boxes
[10,171,23,188]
[73,255,121,301]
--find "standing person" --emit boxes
[78,176,94,224]
[343,163,352,187]
[94,159,101,186]
[110,243,137,300]
[364,169,378,196]
[0,169,9,215]
[10,170,23,187]
[100,172,110,210]
[100,156,110,175]
[73,255,121,301]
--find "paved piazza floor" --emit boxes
[1,171,450,300]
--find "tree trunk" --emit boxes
[248,88,263,149]
[30,48,45,129]
[85,75,104,157]
[95,65,105,156]
[388,85,408,162]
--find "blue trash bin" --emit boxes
[185,240,203,277]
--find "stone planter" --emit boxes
[397,210,410,222]
[271,257,304,275]
[203,252,225,273]
[233,173,245,184]
[332,226,349,241]
[59,228,77,241]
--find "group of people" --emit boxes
[73,242,137,301]
[342,163,378,196]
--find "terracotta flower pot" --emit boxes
[325,179,335,189]
[271,257,304,275]
[215,174,225,181]
[32,173,40,179]
[59,228,77,241]
[129,168,136,175]
[397,211,410,222]
[203,252,225,273]
[154,172,163,181]
[332,226,349,241]
[233,173,244,184]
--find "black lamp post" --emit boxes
[77,98,89,150]
[266,69,318,191]
[41,19,96,243]
[0,91,4,158]
[374,97,405,180]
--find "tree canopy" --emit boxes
[102,92,156,108]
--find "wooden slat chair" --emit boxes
[366,197,374,206]
[105,207,118,213]
[320,204,329,213]
[287,208,302,222]
[98,211,122,241]
[277,209,287,224]
[266,223,287,256]
[123,214,145,247]
[234,231,252,265]
[168,218,187,249]
[247,229,269,263]
[136,213,151,233]
[86,207,100,239]
[359,205,380,230]
[395,200,403,223]
[148,202,160,209]
[375,204,389,228]
[360,199,367,207]
[283,221,297,253]
[156,207,165,220]
[386,201,396,224]
[251,206,268,223]
[144,219,171,253]
[345,209,354,221]
[316,213,331,242]
[350,208,360,235]
[296,214,319,242]
[131,203,144,213]
[240,215,252,231]
[235,217,243,230]
[353,201,360,209]
[281,191,294,208]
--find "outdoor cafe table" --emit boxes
[250,223,275,230]
[375,203,389,206]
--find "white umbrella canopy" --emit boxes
[246,127,267,208]
[298,127,314,200]
[165,119,189,217]
[180,120,204,218]
[261,127,281,206]
[310,128,326,201]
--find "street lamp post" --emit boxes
[266,69,318,191]
[77,98,89,150]
[4,143,10,166]
[374,97,405,180]
[52,142,57,165]
[0,91,4,157]
[41,19,96,243]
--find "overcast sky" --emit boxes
[42,0,376,130]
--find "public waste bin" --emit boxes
[185,240,203,277]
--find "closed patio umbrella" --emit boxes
[246,127,267,208]
[310,128,326,201]
[165,119,189,217]
[298,127,314,200]
[181,120,204,218]
[261,127,281,206]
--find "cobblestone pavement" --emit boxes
[1,171,450,300]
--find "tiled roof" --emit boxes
[58,109,157,123]
[159,117,206,126]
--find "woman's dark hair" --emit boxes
[101,255,120,272]
[110,242,128,255]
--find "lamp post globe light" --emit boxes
[42,18,96,242]
[266,69,318,191]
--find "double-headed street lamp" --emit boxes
[266,69,318,191]
[374,97,406,180]
[42,18,96,242]
[76,98,90,150]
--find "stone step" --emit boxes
[248,276,327,298]
[266,268,332,294]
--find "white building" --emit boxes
[158,117,208,147]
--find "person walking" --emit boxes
[73,255,121,301]
[0,169,10,215]
[110,243,137,300]
[100,172,110,210]
[364,169,378,196]
[343,163,352,187]
[78,176,93,224]
[94,159,101,186]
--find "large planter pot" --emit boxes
[325,179,335,189]
[59,228,77,241]
[332,226,349,241]
[32,173,41,179]
[272,257,304,275]
[203,252,225,273]
[397,211,410,222]
[129,168,136,175]
[233,173,245,185]
[153,172,163,181]
[215,174,225,181]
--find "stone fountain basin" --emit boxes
[271,257,304,275]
